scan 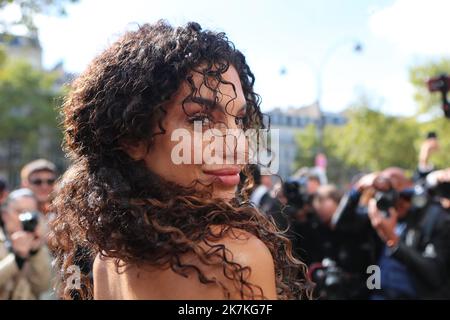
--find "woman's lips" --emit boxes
[203,167,241,187]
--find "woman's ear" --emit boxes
[119,139,147,161]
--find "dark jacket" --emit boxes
[336,190,450,299]
[270,190,382,299]
[390,202,450,299]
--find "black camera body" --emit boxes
[18,211,39,233]
[374,189,398,217]
[283,177,311,209]
[434,182,450,199]
[427,74,450,118]
[310,258,351,300]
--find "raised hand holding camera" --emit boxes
[10,231,35,259]
[368,199,399,247]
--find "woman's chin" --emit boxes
[212,185,238,201]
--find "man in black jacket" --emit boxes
[367,168,450,299]
[332,167,450,299]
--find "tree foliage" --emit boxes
[409,58,450,115]
[409,58,450,168]
[295,59,450,185]
[0,56,63,185]
[0,0,78,33]
[295,102,423,184]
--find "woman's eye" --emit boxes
[188,114,211,126]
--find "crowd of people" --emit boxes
[1,134,449,300]
[246,135,450,299]
[0,159,56,299]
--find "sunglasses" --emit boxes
[30,178,56,186]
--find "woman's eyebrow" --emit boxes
[188,96,216,108]
[188,96,247,114]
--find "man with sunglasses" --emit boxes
[20,159,57,216]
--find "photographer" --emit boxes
[307,183,382,299]
[269,172,380,299]
[297,185,340,268]
[0,188,52,299]
[261,172,319,239]
[367,168,450,299]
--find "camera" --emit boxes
[374,188,398,217]
[434,182,450,200]
[427,74,450,118]
[283,177,311,209]
[309,258,350,300]
[18,211,39,233]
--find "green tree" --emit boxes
[0,0,77,185]
[412,117,450,169]
[294,59,450,186]
[330,106,419,173]
[294,123,360,186]
[409,59,450,168]
[294,123,319,169]
[409,58,450,115]
[294,98,421,185]
[0,57,63,185]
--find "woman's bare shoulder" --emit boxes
[207,225,275,267]
[92,227,277,300]
[197,225,278,299]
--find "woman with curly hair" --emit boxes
[50,20,311,300]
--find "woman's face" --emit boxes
[125,65,248,200]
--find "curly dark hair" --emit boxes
[49,20,311,300]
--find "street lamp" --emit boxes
[316,39,363,152]
[280,39,364,152]
[316,39,364,104]
[280,39,363,103]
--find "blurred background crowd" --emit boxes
[0,159,55,299]
[243,134,450,299]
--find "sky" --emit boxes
[3,0,450,116]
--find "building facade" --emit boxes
[267,102,347,179]
[0,33,72,186]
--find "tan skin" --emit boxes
[307,178,321,195]
[418,137,439,169]
[93,66,277,300]
[22,170,56,214]
[313,194,338,226]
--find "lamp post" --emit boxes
[280,39,363,152]
[316,40,363,153]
